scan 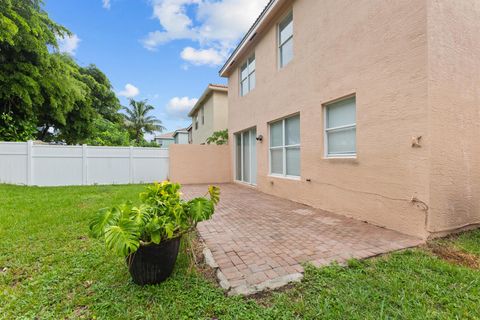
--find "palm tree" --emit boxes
[123,99,165,143]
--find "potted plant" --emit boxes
[89,181,220,285]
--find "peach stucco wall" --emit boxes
[227,0,433,238]
[426,0,480,236]
[225,0,480,239]
[169,144,232,185]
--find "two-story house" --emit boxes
[220,0,480,239]
[188,84,228,144]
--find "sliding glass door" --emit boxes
[235,128,257,185]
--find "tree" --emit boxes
[206,129,229,145]
[84,117,130,146]
[78,64,122,124]
[0,0,123,144]
[123,99,165,143]
[0,0,69,139]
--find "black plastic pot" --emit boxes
[126,237,181,285]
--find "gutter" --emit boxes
[219,0,281,77]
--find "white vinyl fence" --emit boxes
[0,141,169,186]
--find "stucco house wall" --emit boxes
[174,132,189,144]
[213,92,229,132]
[191,86,228,144]
[426,0,480,236]
[223,0,480,239]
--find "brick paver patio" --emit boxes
[183,184,423,295]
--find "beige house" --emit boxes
[219,0,480,239]
[188,84,228,144]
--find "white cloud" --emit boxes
[166,96,198,119]
[118,84,140,98]
[57,34,81,56]
[142,0,269,66]
[102,0,111,9]
[181,47,227,66]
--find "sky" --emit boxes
[44,0,269,138]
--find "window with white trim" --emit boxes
[194,115,198,130]
[269,114,300,177]
[325,96,356,157]
[201,106,205,125]
[240,55,255,96]
[279,12,293,68]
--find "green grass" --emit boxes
[1,184,479,319]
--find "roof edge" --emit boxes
[219,0,281,77]
[188,84,228,117]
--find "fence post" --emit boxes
[129,146,134,184]
[82,144,88,185]
[26,140,33,186]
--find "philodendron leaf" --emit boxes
[165,222,175,239]
[188,198,214,223]
[130,204,152,227]
[208,186,220,205]
[89,207,121,239]
[104,219,140,257]
[150,231,161,244]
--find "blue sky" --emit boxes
[44,0,269,137]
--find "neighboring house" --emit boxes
[187,125,193,144]
[220,0,480,239]
[154,132,175,148]
[188,84,228,144]
[173,128,190,144]
[155,128,190,148]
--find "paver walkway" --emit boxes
[183,184,423,295]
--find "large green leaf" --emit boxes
[88,207,121,239]
[104,219,140,257]
[208,185,220,205]
[130,204,152,227]
[188,198,214,223]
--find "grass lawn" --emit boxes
[1,184,480,319]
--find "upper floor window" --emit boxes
[201,106,205,125]
[324,96,356,158]
[269,114,300,177]
[279,12,293,68]
[194,115,198,130]
[240,54,255,96]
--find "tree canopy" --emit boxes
[0,0,162,146]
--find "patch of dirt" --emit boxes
[70,305,89,319]
[184,231,217,285]
[249,283,297,306]
[427,243,480,269]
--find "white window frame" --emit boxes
[324,96,357,159]
[194,115,198,130]
[269,114,301,179]
[201,106,205,125]
[278,11,293,69]
[240,54,255,96]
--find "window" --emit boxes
[279,12,293,68]
[201,106,205,125]
[194,115,198,130]
[324,96,356,158]
[240,55,256,96]
[269,114,300,177]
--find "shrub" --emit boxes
[89,181,220,257]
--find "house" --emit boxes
[154,132,175,148]
[219,0,480,239]
[173,127,190,144]
[155,128,190,148]
[188,84,228,144]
